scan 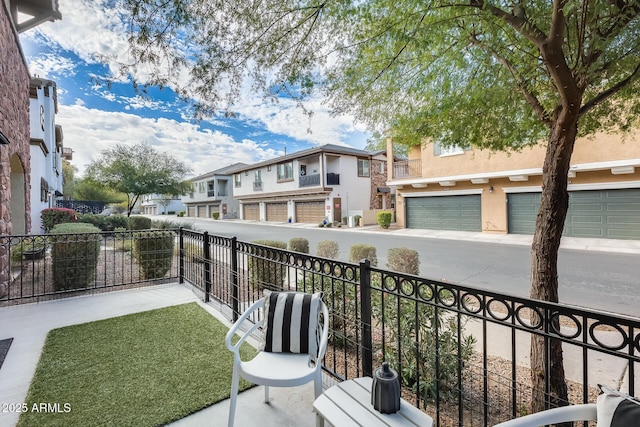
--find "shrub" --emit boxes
[317,240,339,259]
[128,216,152,230]
[211,212,220,220]
[349,244,377,266]
[132,230,175,279]
[289,237,309,254]
[50,223,101,290]
[248,240,287,291]
[354,215,362,226]
[372,288,476,403]
[78,214,129,231]
[41,208,77,232]
[10,236,48,262]
[178,211,185,217]
[377,211,392,229]
[387,248,420,275]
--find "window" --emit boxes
[277,162,293,181]
[234,174,241,188]
[376,161,384,174]
[434,142,466,157]
[198,182,206,193]
[254,170,262,183]
[357,159,370,177]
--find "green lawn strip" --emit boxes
[18,302,256,427]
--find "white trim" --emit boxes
[568,181,640,191]
[388,158,640,188]
[387,167,542,187]
[401,189,483,198]
[503,180,640,194]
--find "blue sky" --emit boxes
[18,0,370,178]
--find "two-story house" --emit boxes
[141,194,186,216]
[386,132,640,240]
[183,163,247,219]
[29,77,65,233]
[232,144,391,224]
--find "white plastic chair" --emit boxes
[224,296,329,427]
[492,404,597,427]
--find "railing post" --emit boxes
[231,237,239,322]
[178,227,184,284]
[359,259,373,378]
[203,232,211,303]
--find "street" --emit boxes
[157,216,640,318]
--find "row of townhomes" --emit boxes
[183,144,393,224]
[1,0,63,289]
[386,133,640,240]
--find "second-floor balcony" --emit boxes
[299,173,320,188]
[393,159,422,179]
[207,190,228,197]
[326,173,340,185]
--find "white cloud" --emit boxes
[30,0,370,173]
[58,105,274,178]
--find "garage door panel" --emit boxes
[243,204,259,221]
[509,189,640,239]
[295,201,325,223]
[266,203,288,222]
[406,195,481,232]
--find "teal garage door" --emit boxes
[406,195,481,231]
[508,189,640,239]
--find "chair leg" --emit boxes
[314,370,323,398]
[228,367,240,427]
[264,385,270,403]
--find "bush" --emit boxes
[11,236,48,262]
[289,237,309,254]
[128,216,152,230]
[377,211,392,229]
[132,230,175,279]
[41,208,77,232]
[354,215,362,226]
[178,211,185,217]
[349,244,377,266]
[211,212,220,220]
[248,240,287,291]
[78,214,128,231]
[317,240,339,259]
[50,223,101,290]
[387,248,420,275]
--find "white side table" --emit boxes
[313,377,434,427]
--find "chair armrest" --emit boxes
[492,404,597,427]
[225,298,265,356]
[316,302,330,360]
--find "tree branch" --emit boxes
[580,62,640,116]
[469,35,552,126]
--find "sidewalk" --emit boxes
[166,215,640,255]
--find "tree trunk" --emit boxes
[529,109,578,416]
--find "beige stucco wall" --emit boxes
[393,132,640,233]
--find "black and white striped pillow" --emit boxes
[597,384,640,426]
[262,290,323,356]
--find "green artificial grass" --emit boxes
[18,303,256,427]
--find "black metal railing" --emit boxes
[2,228,639,426]
[1,230,179,304]
[299,173,321,187]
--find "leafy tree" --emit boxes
[117,0,640,411]
[73,178,127,203]
[62,159,76,199]
[85,142,192,216]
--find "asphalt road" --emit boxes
[159,216,640,318]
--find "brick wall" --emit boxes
[370,159,392,209]
[1,3,31,296]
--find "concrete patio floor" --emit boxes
[0,284,316,427]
